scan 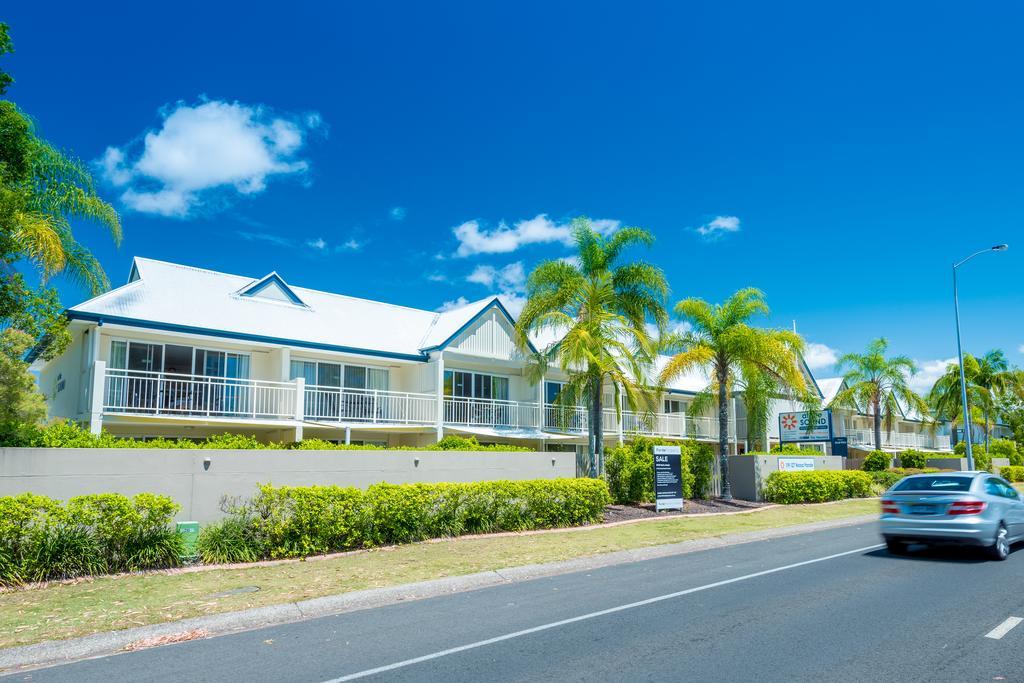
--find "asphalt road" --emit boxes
[7,521,1024,682]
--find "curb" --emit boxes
[0,513,878,674]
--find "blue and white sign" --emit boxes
[778,457,816,472]
[779,409,833,443]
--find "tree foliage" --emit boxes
[658,288,813,499]
[515,217,668,477]
[830,338,929,453]
[927,351,1022,449]
[0,328,47,428]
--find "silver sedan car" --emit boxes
[880,472,1024,560]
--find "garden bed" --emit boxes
[603,498,764,523]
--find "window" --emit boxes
[444,370,509,400]
[290,360,389,392]
[545,381,564,404]
[55,373,65,393]
[664,399,687,414]
[893,476,972,492]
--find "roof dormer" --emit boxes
[237,272,307,306]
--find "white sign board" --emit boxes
[778,457,816,472]
[779,409,832,443]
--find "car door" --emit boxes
[995,478,1024,541]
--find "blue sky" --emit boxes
[5,1,1023,389]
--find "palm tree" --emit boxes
[0,100,121,295]
[973,350,1021,450]
[515,217,667,478]
[658,288,809,500]
[929,351,1021,449]
[927,355,984,446]
[830,338,929,453]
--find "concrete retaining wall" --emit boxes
[0,448,575,522]
[727,455,845,502]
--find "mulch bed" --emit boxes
[603,498,765,523]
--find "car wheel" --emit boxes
[989,524,1010,561]
[886,539,908,555]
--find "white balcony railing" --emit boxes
[444,396,540,429]
[304,385,436,425]
[99,364,749,441]
[846,428,951,451]
[103,368,297,420]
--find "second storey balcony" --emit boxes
[96,364,745,441]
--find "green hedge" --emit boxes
[867,467,940,490]
[769,444,823,455]
[953,441,991,471]
[0,493,182,586]
[991,439,1021,467]
[1,422,532,452]
[198,478,611,562]
[763,471,873,504]
[604,437,715,504]
[897,450,927,469]
[1000,466,1024,483]
[862,451,891,471]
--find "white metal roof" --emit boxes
[69,258,500,360]
[816,377,844,405]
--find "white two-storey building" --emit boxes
[35,258,747,452]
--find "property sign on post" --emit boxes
[779,409,833,443]
[653,445,684,511]
[831,436,849,457]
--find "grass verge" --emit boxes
[0,499,877,649]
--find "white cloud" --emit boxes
[497,292,527,317]
[100,99,321,217]
[437,297,470,312]
[426,272,448,283]
[907,357,957,394]
[804,342,839,370]
[646,320,692,341]
[695,215,741,239]
[306,237,327,251]
[1019,344,1024,354]
[466,262,525,291]
[390,206,407,221]
[453,214,620,257]
[238,230,293,247]
[338,238,364,251]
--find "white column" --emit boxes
[293,377,304,441]
[537,374,545,431]
[434,352,445,441]
[89,360,106,435]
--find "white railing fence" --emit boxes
[444,396,540,429]
[304,385,436,425]
[845,428,951,451]
[103,369,297,420]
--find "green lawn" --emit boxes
[0,499,877,650]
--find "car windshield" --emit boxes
[893,476,973,492]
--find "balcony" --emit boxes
[97,365,744,441]
[845,428,951,452]
[305,385,436,425]
[103,368,297,421]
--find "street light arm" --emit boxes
[953,248,992,270]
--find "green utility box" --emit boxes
[176,521,200,561]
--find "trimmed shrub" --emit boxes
[763,471,873,504]
[953,441,990,469]
[0,492,182,586]
[862,451,891,472]
[999,466,1024,483]
[770,444,822,455]
[689,442,716,499]
[4,421,534,452]
[990,439,1021,467]
[867,467,941,490]
[897,450,927,469]
[214,478,610,560]
[605,437,695,504]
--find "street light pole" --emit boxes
[952,244,1008,470]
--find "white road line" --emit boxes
[323,542,884,682]
[985,617,1023,640]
